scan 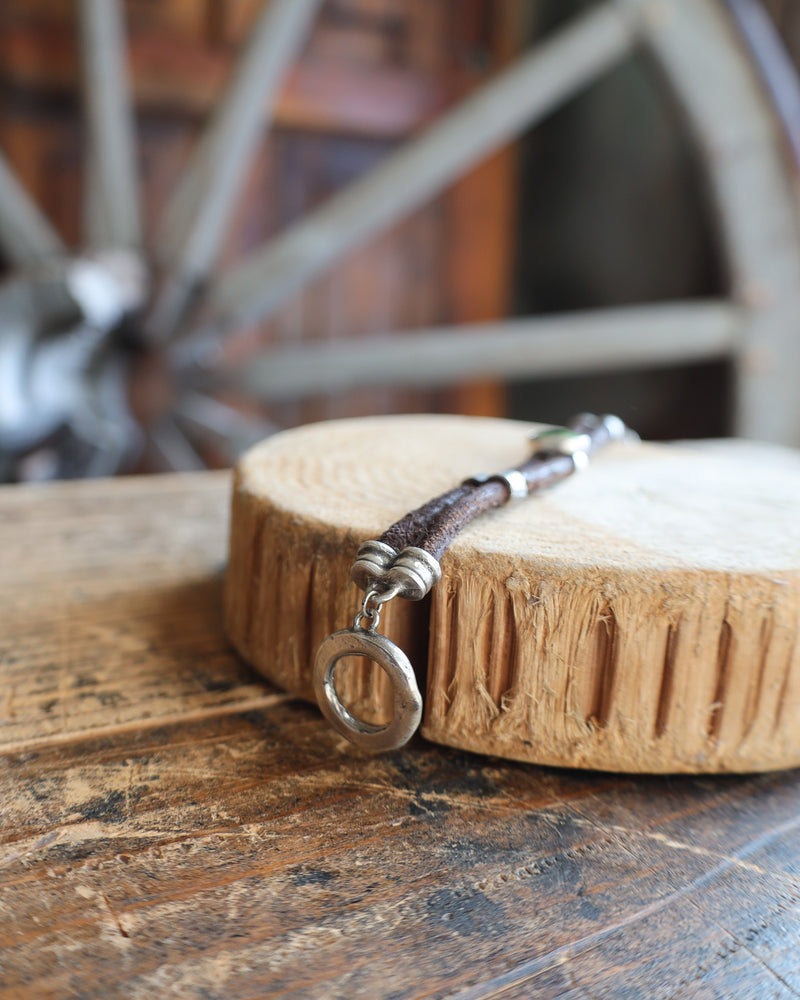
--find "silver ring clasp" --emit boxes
[313,627,423,752]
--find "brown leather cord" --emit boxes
[379,415,616,561]
[419,456,573,560]
[378,483,471,553]
[317,414,628,750]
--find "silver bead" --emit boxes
[570,412,600,429]
[350,539,397,591]
[495,469,528,501]
[463,469,528,503]
[601,414,627,441]
[572,450,590,472]
[385,546,442,601]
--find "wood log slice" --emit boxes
[225,414,800,773]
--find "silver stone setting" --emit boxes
[529,426,593,457]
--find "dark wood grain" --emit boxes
[2,473,800,999]
[0,0,448,133]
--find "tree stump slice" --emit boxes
[225,414,800,773]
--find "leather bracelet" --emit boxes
[313,413,633,752]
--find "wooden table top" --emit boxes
[2,471,799,1000]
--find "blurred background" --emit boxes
[1,0,800,480]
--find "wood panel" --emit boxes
[2,473,800,997]
[0,1,449,135]
[443,0,522,418]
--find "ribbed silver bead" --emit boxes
[601,413,627,441]
[386,546,442,601]
[350,539,397,591]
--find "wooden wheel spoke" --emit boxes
[148,0,323,342]
[0,154,65,265]
[147,417,207,472]
[219,301,739,401]
[724,0,800,165]
[78,0,142,250]
[173,391,277,455]
[183,1,638,353]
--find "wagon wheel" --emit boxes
[0,0,799,481]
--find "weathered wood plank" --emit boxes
[3,715,800,998]
[2,472,800,998]
[0,472,276,749]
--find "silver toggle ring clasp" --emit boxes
[313,627,422,752]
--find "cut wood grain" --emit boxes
[227,415,800,773]
[3,471,800,998]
